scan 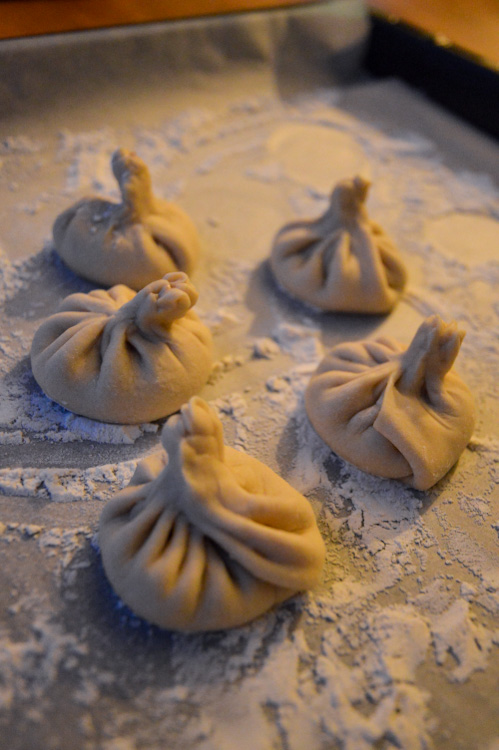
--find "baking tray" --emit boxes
[0,4,498,749]
[365,10,499,141]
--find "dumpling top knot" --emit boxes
[53,148,201,290]
[331,175,371,223]
[110,147,156,222]
[270,174,407,314]
[108,272,198,343]
[398,315,465,401]
[161,395,225,468]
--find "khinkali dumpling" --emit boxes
[30,272,212,424]
[99,397,325,631]
[53,148,200,290]
[305,316,475,490]
[270,176,407,313]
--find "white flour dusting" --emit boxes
[0,84,498,750]
[0,460,138,503]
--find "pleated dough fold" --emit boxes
[99,397,325,631]
[53,148,200,289]
[30,273,212,424]
[270,176,407,313]
[305,316,475,490]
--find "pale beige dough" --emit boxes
[305,315,475,490]
[99,397,325,632]
[53,148,201,290]
[270,175,407,313]
[30,272,212,424]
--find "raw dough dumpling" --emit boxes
[99,397,325,631]
[30,272,212,424]
[270,176,407,313]
[53,148,200,290]
[305,316,475,490]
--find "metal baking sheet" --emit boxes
[0,4,498,749]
